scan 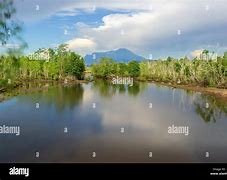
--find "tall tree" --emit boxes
[128,61,140,77]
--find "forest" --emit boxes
[1,48,227,91]
[91,52,227,88]
[0,44,85,90]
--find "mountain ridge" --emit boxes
[84,48,145,65]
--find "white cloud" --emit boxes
[14,0,170,21]
[68,0,227,57]
[14,0,227,57]
[66,38,97,55]
[15,0,222,22]
[190,49,203,58]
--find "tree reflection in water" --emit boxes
[92,80,147,98]
[170,88,227,123]
[41,83,84,111]
[193,94,227,123]
[1,81,226,123]
[1,82,84,111]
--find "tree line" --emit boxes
[0,44,85,88]
[91,58,140,78]
[91,52,227,88]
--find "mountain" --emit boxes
[84,48,145,65]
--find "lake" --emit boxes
[0,81,227,163]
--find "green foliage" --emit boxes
[174,62,181,73]
[0,44,86,87]
[65,52,85,80]
[0,0,19,45]
[128,61,140,77]
[117,63,128,76]
[1,45,226,89]
[223,52,227,68]
[0,0,27,54]
[91,58,141,78]
[139,54,227,87]
[91,58,117,78]
[91,52,226,88]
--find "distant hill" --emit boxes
[84,48,145,65]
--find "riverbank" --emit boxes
[0,78,89,102]
[149,81,227,101]
[0,78,88,91]
[94,76,227,100]
[1,77,227,102]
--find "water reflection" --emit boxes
[42,84,84,111]
[2,81,227,123]
[168,86,227,123]
[92,80,116,98]
[0,81,227,162]
[0,82,84,111]
[118,84,126,94]
[194,94,227,123]
[0,82,54,102]
[92,80,147,98]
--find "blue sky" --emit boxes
[22,9,113,51]
[3,0,227,59]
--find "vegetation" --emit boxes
[0,0,27,55]
[91,58,140,78]
[139,54,227,87]
[92,80,147,98]
[0,1,226,91]
[0,0,21,45]
[91,50,227,88]
[0,1,85,89]
[0,44,85,88]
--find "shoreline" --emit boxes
[0,79,88,91]
[0,79,89,102]
[147,80,227,101]
[1,78,227,102]
[94,77,227,101]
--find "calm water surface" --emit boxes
[0,81,227,162]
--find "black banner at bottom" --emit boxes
[0,163,227,179]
